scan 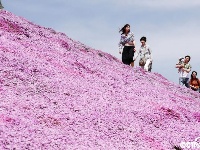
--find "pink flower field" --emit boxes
[0,10,200,150]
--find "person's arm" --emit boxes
[199,79,200,86]
[118,36,123,46]
[175,64,183,68]
[133,41,136,52]
[133,51,139,61]
[128,37,136,52]
[133,47,141,61]
[118,36,124,54]
[193,79,200,89]
[119,47,122,54]
[120,34,134,44]
[127,34,135,46]
[198,79,200,89]
[182,67,191,73]
[147,46,152,60]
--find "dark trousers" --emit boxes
[179,77,189,88]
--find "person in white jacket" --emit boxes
[135,36,153,71]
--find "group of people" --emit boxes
[118,24,153,72]
[175,56,200,92]
[118,23,199,92]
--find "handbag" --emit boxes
[139,57,146,66]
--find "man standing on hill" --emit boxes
[175,55,192,88]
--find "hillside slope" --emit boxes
[0,10,200,150]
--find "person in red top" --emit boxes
[189,71,200,92]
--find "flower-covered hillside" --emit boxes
[0,10,200,150]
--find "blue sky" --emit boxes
[2,0,200,84]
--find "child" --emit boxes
[176,57,184,73]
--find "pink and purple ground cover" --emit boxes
[0,10,200,150]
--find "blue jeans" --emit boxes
[179,77,189,88]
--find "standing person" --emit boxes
[118,24,136,67]
[135,36,153,72]
[0,0,3,9]
[175,55,192,88]
[189,71,200,92]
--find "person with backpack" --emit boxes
[175,55,192,88]
[135,36,152,72]
[189,71,200,92]
[118,24,136,67]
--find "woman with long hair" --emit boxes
[189,71,200,91]
[118,24,136,67]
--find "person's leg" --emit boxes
[122,46,130,65]
[182,78,186,86]
[144,59,151,71]
[148,62,152,72]
[185,78,190,88]
[129,46,135,67]
[182,78,189,88]
[130,61,134,67]
[179,77,184,86]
